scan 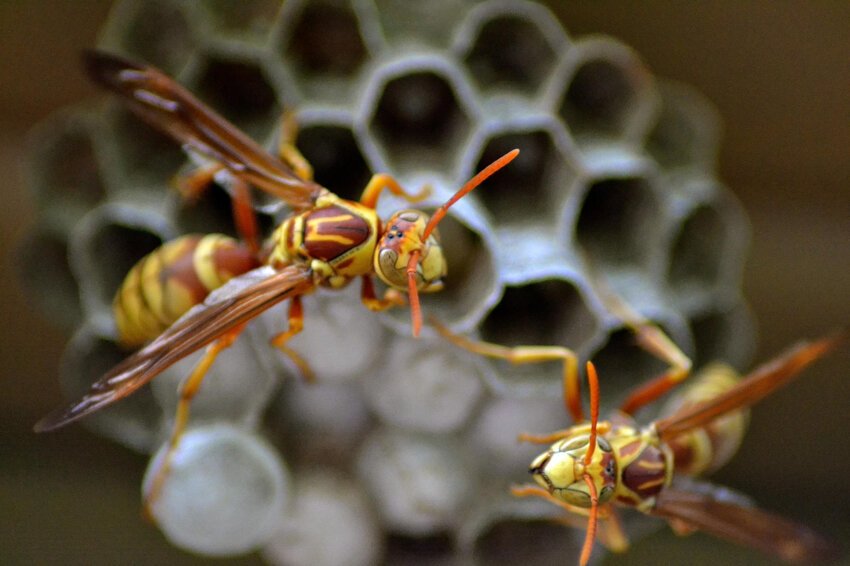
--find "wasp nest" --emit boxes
[23,1,754,564]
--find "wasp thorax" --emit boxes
[374,210,446,292]
[530,433,617,508]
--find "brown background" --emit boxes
[1,2,848,564]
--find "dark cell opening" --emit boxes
[561,59,636,138]
[284,1,367,77]
[296,125,371,202]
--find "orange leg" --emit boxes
[431,319,584,422]
[277,111,313,181]
[598,286,693,415]
[517,429,574,445]
[175,162,222,201]
[360,275,405,312]
[269,296,315,382]
[175,164,260,253]
[359,173,431,210]
[143,325,245,517]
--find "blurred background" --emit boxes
[1,2,848,564]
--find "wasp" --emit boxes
[35,50,519,512]
[435,300,844,564]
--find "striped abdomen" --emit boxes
[113,234,259,347]
[663,363,749,476]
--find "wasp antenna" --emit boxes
[422,148,519,240]
[407,149,519,337]
[580,473,600,566]
[407,250,423,337]
[584,361,600,466]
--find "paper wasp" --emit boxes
[436,300,844,564]
[34,50,518,512]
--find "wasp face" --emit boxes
[374,210,446,292]
[530,433,617,508]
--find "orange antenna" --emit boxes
[579,360,601,566]
[584,361,600,465]
[407,148,520,337]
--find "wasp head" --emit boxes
[373,210,446,293]
[530,431,617,508]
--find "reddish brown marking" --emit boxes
[212,241,260,278]
[618,439,643,459]
[160,239,208,306]
[621,444,668,499]
[304,205,371,261]
[336,257,355,270]
[616,494,639,506]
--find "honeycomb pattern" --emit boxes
[22,1,754,564]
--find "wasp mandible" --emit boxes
[35,50,518,512]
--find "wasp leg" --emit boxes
[174,162,223,201]
[143,325,245,518]
[277,111,314,181]
[269,296,315,382]
[595,286,693,415]
[173,164,260,253]
[431,319,584,422]
[517,429,573,444]
[358,174,431,210]
[360,275,405,312]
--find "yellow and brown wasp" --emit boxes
[35,50,518,510]
[436,301,844,564]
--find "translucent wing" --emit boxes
[84,50,325,211]
[35,265,314,432]
[652,482,838,563]
[655,331,845,440]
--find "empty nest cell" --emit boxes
[667,203,728,297]
[462,13,558,96]
[295,124,371,202]
[279,0,368,79]
[367,69,474,174]
[574,175,661,273]
[109,0,195,75]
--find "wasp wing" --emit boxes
[84,50,324,211]
[652,481,838,563]
[35,265,314,432]
[655,331,845,441]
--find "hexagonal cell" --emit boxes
[190,55,280,139]
[356,429,473,536]
[667,203,727,298]
[105,0,194,75]
[574,176,662,274]
[367,67,475,174]
[104,104,186,186]
[59,325,160,452]
[647,81,721,170]
[71,211,165,318]
[461,14,558,97]
[144,424,290,556]
[589,326,676,412]
[372,0,466,46]
[16,227,82,329]
[279,0,368,80]
[690,304,755,371]
[473,129,573,227]
[478,278,599,392]
[556,40,656,146]
[295,124,371,202]
[364,335,484,433]
[264,470,383,566]
[198,0,282,40]
[28,114,106,225]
